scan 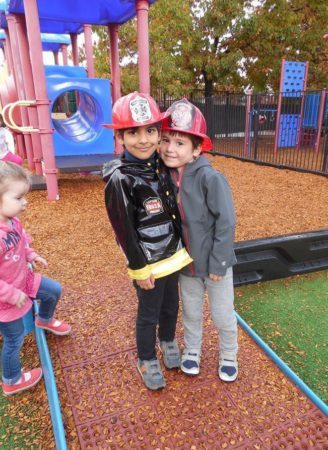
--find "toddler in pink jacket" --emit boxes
[0,162,71,396]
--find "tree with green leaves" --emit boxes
[232,0,328,91]
[91,0,328,95]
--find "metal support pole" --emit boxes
[70,33,79,66]
[2,41,10,72]
[244,89,252,156]
[4,31,14,73]
[60,44,68,65]
[274,59,286,157]
[108,23,122,154]
[15,14,43,175]
[136,0,150,94]
[108,24,121,103]
[23,0,59,200]
[83,25,95,77]
[2,32,25,159]
[296,61,309,151]
[6,15,34,170]
[315,90,326,154]
[53,50,59,65]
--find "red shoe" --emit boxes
[35,317,71,336]
[2,368,43,396]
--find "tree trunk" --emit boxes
[203,70,214,97]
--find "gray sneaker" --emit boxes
[137,358,166,390]
[159,340,181,369]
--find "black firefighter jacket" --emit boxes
[103,155,192,280]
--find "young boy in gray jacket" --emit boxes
[160,99,238,381]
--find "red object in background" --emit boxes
[1,151,23,165]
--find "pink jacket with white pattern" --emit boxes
[0,217,41,322]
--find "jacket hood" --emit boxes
[182,155,211,176]
[0,218,16,234]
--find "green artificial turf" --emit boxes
[0,343,43,448]
[235,270,328,404]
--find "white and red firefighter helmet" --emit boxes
[103,91,164,129]
[162,98,212,151]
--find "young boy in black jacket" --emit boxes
[103,92,192,390]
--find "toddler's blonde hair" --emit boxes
[0,161,30,199]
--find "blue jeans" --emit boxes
[0,276,61,384]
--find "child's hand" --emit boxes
[136,275,155,290]
[209,273,223,282]
[32,256,48,269]
[16,292,28,309]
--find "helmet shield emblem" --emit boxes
[130,96,152,123]
[169,101,195,131]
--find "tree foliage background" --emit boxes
[92,0,328,96]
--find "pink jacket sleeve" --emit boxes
[23,228,39,262]
[0,280,22,305]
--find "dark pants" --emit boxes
[135,272,179,360]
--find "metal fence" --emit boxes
[154,89,328,176]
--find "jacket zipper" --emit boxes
[176,168,195,276]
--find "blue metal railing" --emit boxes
[236,312,328,416]
[33,302,67,450]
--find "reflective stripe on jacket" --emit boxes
[103,156,192,280]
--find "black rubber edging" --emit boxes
[233,229,328,286]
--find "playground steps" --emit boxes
[31,174,47,190]
[30,154,116,190]
[55,154,115,173]
[54,281,328,449]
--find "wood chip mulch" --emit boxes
[1,156,327,449]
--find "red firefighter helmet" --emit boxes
[103,91,164,129]
[162,99,212,151]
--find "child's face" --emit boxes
[117,124,159,160]
[160,131,201,172]
[0,180,29,222]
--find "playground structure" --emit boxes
[196,87,327,175]
[155,59,328,176]
[0,1,327,449]
[45,65,114,172]
[0,0,156,199]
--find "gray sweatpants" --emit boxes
[180,267,238,355]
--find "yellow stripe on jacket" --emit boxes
[127,248,192,280]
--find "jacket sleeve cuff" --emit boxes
[209,259,229,277]
[26,250,38,262]
[0,286,22,305]
[127,265,152,280]
[209,267,228,277]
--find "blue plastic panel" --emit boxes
[45,65,87,79]
[2,0,157,33]
[278,114,299,148]
[0,20,69,51]
[46,75,114,156]
[41,33,70,52]
[282,61,307,97]
[302,93,320,128]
